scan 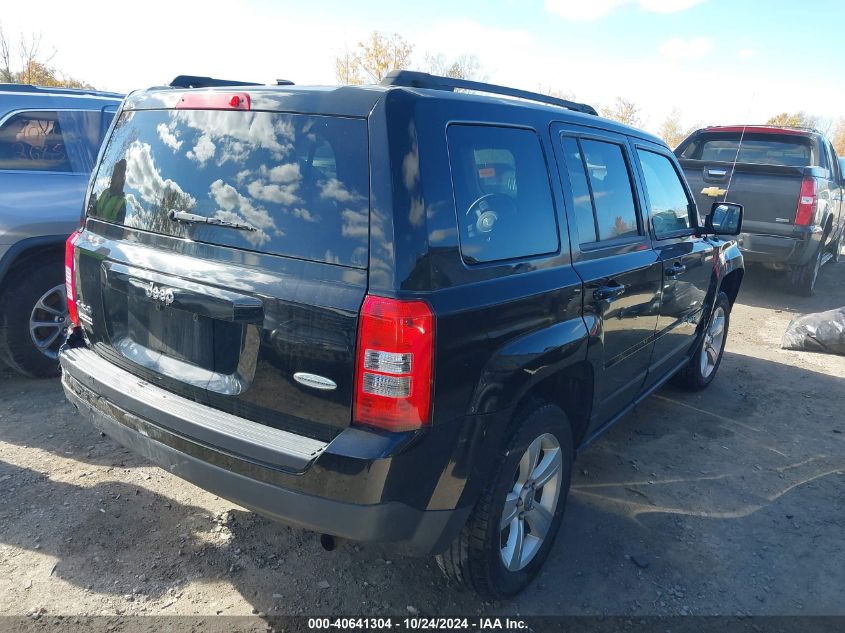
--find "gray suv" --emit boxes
[0,84,123,376]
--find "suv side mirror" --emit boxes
[705,202,743,236]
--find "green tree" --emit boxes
[600,97,643,128]
[537,85,576,101]
[658,108,696,149]
[422,52,486,80]
[766,111,819,129]
[830,117,845,156]
[0,26,94,88]
[334,31,414,85]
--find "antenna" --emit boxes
[722,92,756,202]
[722,125,747,203]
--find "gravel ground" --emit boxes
[0,258,843,622]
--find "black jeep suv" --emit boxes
[60,71,744,598]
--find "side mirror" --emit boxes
[705,202,743,236]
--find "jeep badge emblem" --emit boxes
[145,283,175,306]
[293,372,337,391]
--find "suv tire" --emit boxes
[675,291,731,392]
[831,229,843,264]
[790,240,824,296]
[437,402,573,598]
[0,262,67,378]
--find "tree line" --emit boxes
[2,24,843,155]
[0,26,93,89]
[334,31,845,154]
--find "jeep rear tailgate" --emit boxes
[74,104,370,440]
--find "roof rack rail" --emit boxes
[169,75,263,89]
[0,83,123,98]
[380,70,597,116]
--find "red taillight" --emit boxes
[65,231,82,326]
[795,177,817,226]
[175,92,251,110]
[354,296,435,432]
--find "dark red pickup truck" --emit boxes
[676,126,844,294]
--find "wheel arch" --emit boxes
[0,235,67,292]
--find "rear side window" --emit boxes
[88,110,370,267]
[636,150,692,236]
[564,139,639,243]
[680,134,814,167]
[447,125,558,263]
[560,137,597,243]
[0,110,106,173]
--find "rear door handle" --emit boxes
[665,263,687,278]
[593,284,626,301]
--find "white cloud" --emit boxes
[247,179,300,205]
[544,0,705,20]
[268,163,301,184]
[659,37,713,60]
[738,48,757,58]
[187,134,216,165]
[124,140,195,206]
[292,207,317,222]
[320,178,362,203]
[156,123,182,150]
[209,179,276,246]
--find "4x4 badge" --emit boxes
[144,283,175,306]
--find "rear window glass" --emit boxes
[88,109,369,267]
[447,125,558,263]
[0,110,107,173]
[680,134,814,167]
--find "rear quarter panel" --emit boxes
[385,94,591,510]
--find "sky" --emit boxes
[2,0,843,134]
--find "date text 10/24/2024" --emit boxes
[307,618,529,630]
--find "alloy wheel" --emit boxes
[29,284,70,360]
[500,433,563,571]
[700,305,726,379]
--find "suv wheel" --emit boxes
[791,240,824,296]
[0,262,67,377]
[675,292,731,391]
[437,402,573,598]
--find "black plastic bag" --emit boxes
[782,307,845,355]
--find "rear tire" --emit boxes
[437,402,573,598]
[0,262,67,378]
[675,292,730,392]
[790,240,823,296]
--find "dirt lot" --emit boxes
[1,259,844,621]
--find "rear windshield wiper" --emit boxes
[168,210,257,232]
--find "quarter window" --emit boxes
[0,110,106,173]
[636,150,692,237]
[447,125,559,263]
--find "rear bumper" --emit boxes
[60,346,468,554]
[737,227,821,266]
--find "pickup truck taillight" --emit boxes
[354,295,434,432]
[65,231,82,327]
[795,177,818,226]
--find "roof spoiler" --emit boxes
[169,75,264,89]
[380,70,597,116]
